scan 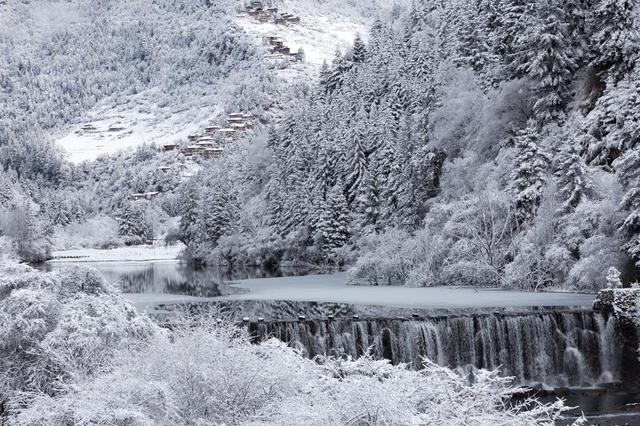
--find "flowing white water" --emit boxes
[250,310,625,388]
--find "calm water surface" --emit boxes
[43,260,316,297]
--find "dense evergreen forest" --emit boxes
[177,0,640,290]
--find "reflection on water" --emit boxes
[43,261,314,297]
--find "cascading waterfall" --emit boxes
[248,310,627,388]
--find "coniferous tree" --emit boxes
[178,183,202,246]
[118,203,152,244]
[589,0,639,80]
[394,113,420,228]
[201,186,237,247]
[583,76,640,165]
[312,180,350,257]
[456,1,499,76]
[616,145,640,267]
[352,33,367,64]
[510,122,551,223]
[266,176,287,237]
[375,107,400,228]
[326,181,351,249]
[354,168,381,235]
[319,60,331,91]
[345,110,369,205]
[555,140,596,213]
[325,50,351,93]
[564,0,591,66]
[607,74,640,267]
[496,0,530,74]
[512,1,577,123]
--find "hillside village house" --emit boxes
[218,128,237,138]
[78,123,98,133]
[196,140,216,148]
[280,13,301,23]
[176,112,254,157]
[203,147,224,159]
[182,145,202,156]
[108,122,126,132]
[274,45,290,55]
[163,143,179,152]
[263,36,284,47]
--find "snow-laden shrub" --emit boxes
[52,215,122,250]
[568,235,628,291]
[348,229,418,285]
[10,312,574,426]
[441,260,503,287]
[349,228,451,287]
[0,264,158,413]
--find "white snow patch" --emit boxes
[55,95,223,163]
[48,244,184,263]
[235,13,368,79]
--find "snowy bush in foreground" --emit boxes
[9,312,576,426]
[0,265,157,414]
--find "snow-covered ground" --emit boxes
[56,94,222,163]
[48,244,184,263]
[236,14,368,79]
[220,273,597,309]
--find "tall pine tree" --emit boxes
[510,122,551,223]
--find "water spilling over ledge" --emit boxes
[231,305,639,389]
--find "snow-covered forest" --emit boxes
[1,0,640,422]
[176,0,640,291]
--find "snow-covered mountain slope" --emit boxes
[235,0,406,78]
[235,15,367,79]
[1,0,258,163]
[38,0,404,163]
[55,93,224,163]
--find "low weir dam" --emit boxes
[246,308,639,388]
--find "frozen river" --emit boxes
[220,272,596,309]
[43,260,596,311]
